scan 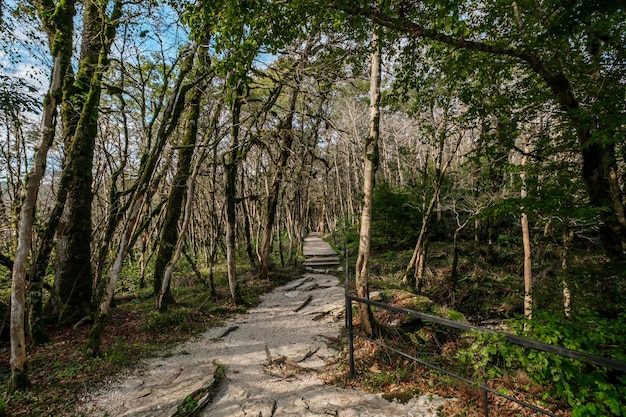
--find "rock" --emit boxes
[298,281,319,292]
[119,363,219,417]
[369,291,381,301]
[379,289,433,312]
[431,305,468,323]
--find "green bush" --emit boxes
[456,312,626,416]
[372,182,421,247]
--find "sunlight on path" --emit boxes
[78,234,447,417]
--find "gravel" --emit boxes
[78,271,448,417]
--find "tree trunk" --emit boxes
[54,0,123,324]
[402,186,439,290]
[450,228,461,302]
[225,82,244,304]
[240,174,258,272]
[415,233,430,293]
[85,43,197,356]
[156,47,213,310]
[10,0,77,387]
[354,28,382,336]
[9,43,55,392]
[258,40,313,280]
[154,48,205,309]
[560,226,573,318]
[520,137,532,324]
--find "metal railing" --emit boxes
[342,256,626,416]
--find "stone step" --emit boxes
[304,259,339,266]
[303,247,337,257]
[305,256,340,263]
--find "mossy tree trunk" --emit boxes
[224,81,244,304]
[9,0,76,389]
[155,43,210,310]
[53,0,123,324]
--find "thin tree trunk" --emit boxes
[240,175,257,272]
[560,226,573,318]
[403,131,460,291]
[354,27,382,336]
[93,82,131,309]
[85,44,197,356]
[258,38,314,280]
[225,82,244,304]
[154,44,208,309]
[158,149,203,310]
[402,186,439,289]
[520,136,533,324]
[415,234,430,293]
[10,47,59,392]
[9,0,76,387]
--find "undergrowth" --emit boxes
[326,223,626,417]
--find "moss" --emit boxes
[432,305,468,323]
[7,368,29,392]
[379,289,433,312]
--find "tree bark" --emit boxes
[225,82,244,304]
[520,136,533,324]
[154,45,207,309]
[54,0,123,324]
[354,28,382,336]
[9,0,76,388]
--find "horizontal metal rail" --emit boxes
[348,295,626,373]
[345,294,626,417]
[358,333,561,417]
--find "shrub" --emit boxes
[456,312,626,416]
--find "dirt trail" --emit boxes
[78,237,447,416]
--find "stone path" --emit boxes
[304,233,340,268]
[78,235,447,416]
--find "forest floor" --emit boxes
[2,235,590,416]
[75,235,449,416]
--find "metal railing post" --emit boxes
[482,380,489,417]
[347,296,355,377]
[344,238,355,377]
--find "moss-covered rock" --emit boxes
[378,289,433,312]
[431,305,468,323]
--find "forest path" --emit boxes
[78,235,446,417]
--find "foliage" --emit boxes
[371,182,421,248]
[0,75,41,117]
[456,312,626,416]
